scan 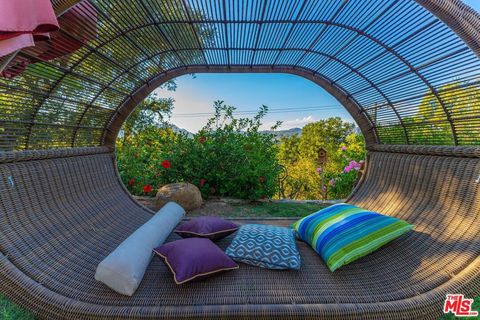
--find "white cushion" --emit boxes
[95,202,185,296]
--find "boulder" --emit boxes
[155,183,203,212]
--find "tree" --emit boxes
[121,91,175,141]
[277,117,365,200]
[0,1,215,151]
[377,80,480,145]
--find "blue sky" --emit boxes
[156,73,349,132]
[156,0,480,133]
[464,0,480,12]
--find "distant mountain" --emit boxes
[261,127,302,138]
[164,124,302,139]
[165,125,360,139]
[167,124,194,138]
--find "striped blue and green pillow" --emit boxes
[293,203,413,272]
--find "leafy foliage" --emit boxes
[277,117,365,200]
[117,101,282,200]
[0,294,33,320]
[377,80,480,145]
[121,90,175,140]
[0,0,215,151]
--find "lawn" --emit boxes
[136,196,330,219]
[0,295,33,320]
[222,201,327,218]
[172,198,329,219]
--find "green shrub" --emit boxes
[277,118,365,200]
[117,101,281,200]
[0,294,33,320]
[116,127,177,196]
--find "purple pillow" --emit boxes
[175,217,239,241]
[153,238,239,284]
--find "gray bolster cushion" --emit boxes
[95,202,185,296]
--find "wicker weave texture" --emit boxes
[0,147,478,319]
[1,0,480,150]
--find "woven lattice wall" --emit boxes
[0,0,479,151]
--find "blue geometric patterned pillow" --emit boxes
[225,224,301,270]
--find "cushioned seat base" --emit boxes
[1,216,478,320]
[0,149,478,319]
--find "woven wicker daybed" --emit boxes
[0,0,479,319]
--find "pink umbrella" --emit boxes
[0,34,34,58]
[0,0,59,57]
[37,1,98,61]
[1,1,97,78]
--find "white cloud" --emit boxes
[261,115,317,130]
[261,115,359,131]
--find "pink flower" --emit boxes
[329,179,336,186]
[341,146,347,151]
[344,160,362,173]
[349,160,362,171]
[316,167,323,173]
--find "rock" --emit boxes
[155,183,203,212]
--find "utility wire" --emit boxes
[170,104,343,118]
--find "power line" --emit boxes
[172,104,342,115]
[170,104,344,118]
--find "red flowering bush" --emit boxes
[116,101,281,200]
[116,127,177,196]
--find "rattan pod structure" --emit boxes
[0,0,479,319]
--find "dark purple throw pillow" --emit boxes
[153,238,239,284]
[175,217,239,241]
